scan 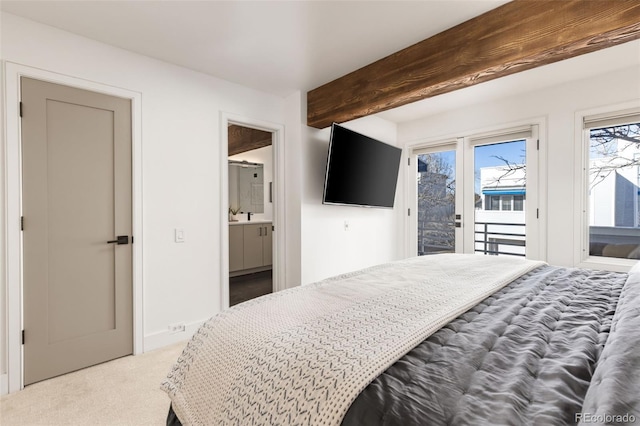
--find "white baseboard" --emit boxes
[230,265,272,278]
[1,373,8,396]
[143,319,207,353]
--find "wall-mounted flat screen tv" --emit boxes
[323,123,402,208]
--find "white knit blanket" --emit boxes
[162,254,544,425]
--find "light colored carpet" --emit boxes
[0,341,186,426]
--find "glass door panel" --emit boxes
[473,140,527,257]
[417,150,457,255]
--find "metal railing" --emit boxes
[474,221,526,257]
[418,220,455,255]
[417,220,527,257]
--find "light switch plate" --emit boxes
[175,228,185,243]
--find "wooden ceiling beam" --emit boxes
[228,125,272,156]
[307,0,640,129]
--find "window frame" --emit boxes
[464,125,541,259]
[575,103,640,271]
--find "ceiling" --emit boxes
[0,0,510,97]
[2,1,638,124]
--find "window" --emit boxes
[514,195,524,211]
[487,195,500,210]
[583,110,640,260]
[483,194,525,211]
[501,197,512,211]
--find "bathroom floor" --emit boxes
[229,270,273,306]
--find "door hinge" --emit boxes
[131,236,134,244]
[408,208,411,216]
[536,139,539,150]
[22,330,25,345]
[19,102,23,118]
[408,157,411,166]
[21,216,24,231]
[536,208,539,219]
[272,225,274,231]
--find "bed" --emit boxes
[162,254,640,425]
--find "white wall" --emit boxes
[398,63,640,268]
[301,116,404,284]
[0,11,294,385]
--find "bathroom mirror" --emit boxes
[229,161,264,214]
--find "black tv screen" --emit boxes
[323,123,402,208]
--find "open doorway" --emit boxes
[227,124,274,306]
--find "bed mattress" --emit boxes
[165,258,640,425]
[343,265,637,425]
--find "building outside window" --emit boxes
[475,164,526,256]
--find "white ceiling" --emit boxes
[0,0,509,97]
[2,1,638,124]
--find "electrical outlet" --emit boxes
[168,323,185,333]
[344,220,350,231]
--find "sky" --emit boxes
[420,140,526,194]
[474,140,526,193]
[475,140,526,170]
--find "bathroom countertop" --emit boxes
[229,220,272,226]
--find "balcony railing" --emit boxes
[417,220,527,257]
[474,221,525,257]
[417,220,455,255]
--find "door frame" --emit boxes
[3,62,144,393]
[219,112,285,310]
[404,118,547,261]
[462,125,542,259]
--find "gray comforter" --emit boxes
[343,265,640,426]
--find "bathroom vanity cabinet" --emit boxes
[229,222,272,274]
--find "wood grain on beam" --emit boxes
[228,125,272,156]
[307,0,640,129]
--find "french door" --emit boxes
[410,126,540,259]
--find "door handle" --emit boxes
[259,227,263,236]
[107,235,129,245]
